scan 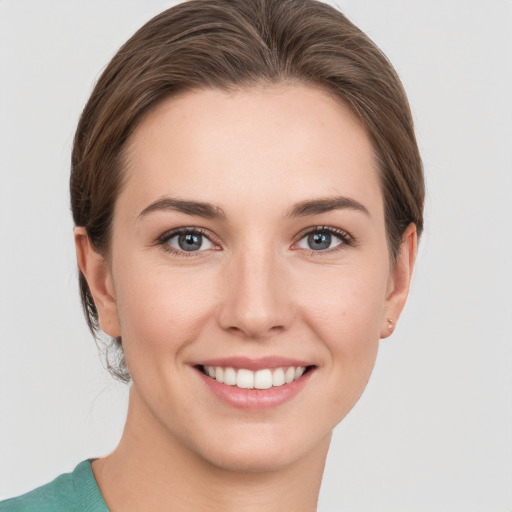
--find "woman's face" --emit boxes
[82,84,414,471]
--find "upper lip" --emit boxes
[193,356,314,371]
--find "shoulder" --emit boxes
[0,460,109,512]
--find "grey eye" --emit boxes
[168,232,213,252]
[297,231,342,251]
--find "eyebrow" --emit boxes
[287,196,369,218]
[138,198,227,220]
[138,195,369,220]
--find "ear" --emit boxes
[74,227,121,337]
[380,223,417,339]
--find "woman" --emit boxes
[1,0,423,510]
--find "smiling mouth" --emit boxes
[198,365,315,390]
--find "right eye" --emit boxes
[159,228,217,254]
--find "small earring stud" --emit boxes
[387,318,394,332]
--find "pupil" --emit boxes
[178,233,202,251]
[308,232,331,250]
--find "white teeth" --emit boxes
[223,367,237,386]
[254,369,272,389]
[295,366,305,379]
[236,369,254,389]
[203,365,308,389]
[284,367,295,384]
[272,368,285,387]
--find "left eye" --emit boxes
[297,230,344,251]
[166,231,214,252]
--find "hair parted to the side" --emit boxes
[71,0,424,382]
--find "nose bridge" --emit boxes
[217,241,292,338]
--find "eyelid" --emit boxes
[156,227,222,255]
[291,225,355,252]
[154,224,355,256]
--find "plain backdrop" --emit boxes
[1,1,511,510]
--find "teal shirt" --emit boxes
[0,461,109,512]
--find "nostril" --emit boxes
[224,323,286,339]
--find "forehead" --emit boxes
[120,84,383,219]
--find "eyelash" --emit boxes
[156,225,355,256]
[293,225,355,255]
[156,227,220,257]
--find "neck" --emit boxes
[92,386,330,512]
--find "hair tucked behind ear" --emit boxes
[71,0,424,382]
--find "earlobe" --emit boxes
[380,223,417,339]
[74,227,121,337]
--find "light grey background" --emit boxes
[1,1,511,510]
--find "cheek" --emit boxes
[294,261,388,394]
[113,261,217,365]
[296,258,388,335]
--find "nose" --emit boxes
[216,246,294,339]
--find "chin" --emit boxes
[188,422,332,474]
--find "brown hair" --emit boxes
[71,0,424,382]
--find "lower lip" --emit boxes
[196,368,313,410]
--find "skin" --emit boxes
[75,84,417,512]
